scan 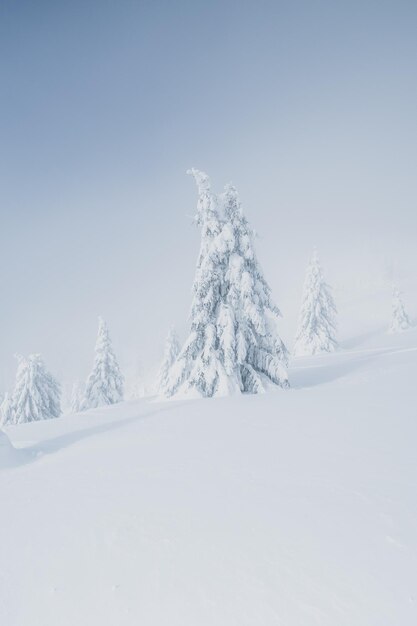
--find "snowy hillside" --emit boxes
[1,326,417,626]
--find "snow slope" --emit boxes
[1,327,417,626]
[0,429,21,470]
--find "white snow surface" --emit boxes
[0,429,20,469]
[1,327,417,625]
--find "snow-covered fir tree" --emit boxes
[389,287,411,333]
[156,327,180,395]
[166,168,228,397]
[70,381,84,413]
[165,169,288,398]
[81,317,124,410]
[293,249,337,356]
[221,183,289,392]
[11,354,62,424]
[0,392,15,426]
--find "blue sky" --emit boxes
[1,0,416,391]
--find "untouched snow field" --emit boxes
[1,328,417,625]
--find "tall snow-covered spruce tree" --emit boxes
[165,169,289,398]
[10,354,62,424]
[389,287,411,333]
[293,249,337,356]
[156,327,180,395]
[81,317,124,410]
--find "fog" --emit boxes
[1,0,416,391]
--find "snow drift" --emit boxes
[1,327,416,625]
[0,429,20,469]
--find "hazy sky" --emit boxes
[1,0,416,392]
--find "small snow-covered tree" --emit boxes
[81,317,124,410]
[165,169,288,398]
[293,249,337,356]
[156,327,180,395]
[70,381,84,413]
[11,354,62,424]
[389,287,411,333]
[0,392,15,426]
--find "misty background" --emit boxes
[1,0,416,393]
